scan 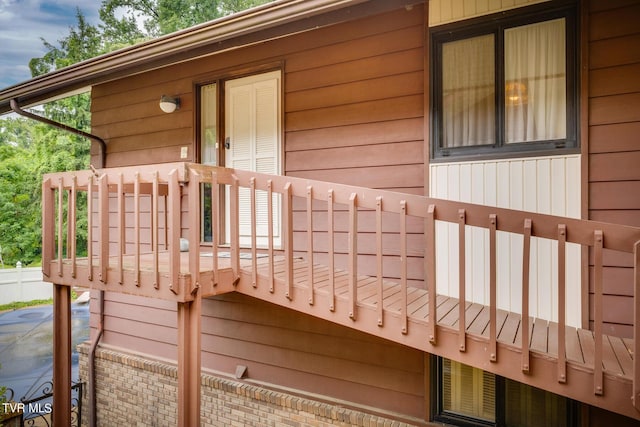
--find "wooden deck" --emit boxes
[56,250,634,385]
[230,255,638,420]
[41,163,640,422]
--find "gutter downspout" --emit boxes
[9,98,106,168]
[88,291,104,427]
[10,98,107,425]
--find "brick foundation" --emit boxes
[78,344,423,426]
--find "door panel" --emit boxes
[225,71,282,248]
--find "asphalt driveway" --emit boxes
[0,302,89,401]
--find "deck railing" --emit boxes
[42,162,640,410]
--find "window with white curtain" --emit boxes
[432,4,577,159]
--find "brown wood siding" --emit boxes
[96,292,426,418]
[588,0,640,338]
[90,3,427,420]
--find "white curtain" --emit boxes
[442,34,495,148]
[505,18,566,143]
[200,83,217,165]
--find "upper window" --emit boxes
[431,5,577,160]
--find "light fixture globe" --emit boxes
[159,95,180,113]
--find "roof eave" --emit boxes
[0,0,371,114]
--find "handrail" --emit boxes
[42,162,640,411]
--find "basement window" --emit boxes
[432,357,576,426]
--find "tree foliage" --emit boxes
[0,0,272,266]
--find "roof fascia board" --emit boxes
[0,0,374,114]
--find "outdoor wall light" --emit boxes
[159,95,180,113]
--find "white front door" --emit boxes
[224,70,282,248]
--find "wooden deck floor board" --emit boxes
[531,318,549,354]
[59,252,638,419]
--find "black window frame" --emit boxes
[430,2,579,162]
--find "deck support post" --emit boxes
[177,294,201,427]
[52,284,72,427]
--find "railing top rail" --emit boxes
[190,164,640,253]
[42,162,191,187]
[42,162,640,254]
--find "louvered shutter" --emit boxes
[225,71,281,248]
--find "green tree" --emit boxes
[99,0,274,37]
[0,0,274,266]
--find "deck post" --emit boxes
[177,294,201,427]
[52,284,72,426]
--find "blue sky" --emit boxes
[0,0,102,89]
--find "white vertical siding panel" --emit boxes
[522,160,538,319]
[430,0,442,26]
[429,155,581,326]
[452,0,465,20]
[429,0,551,26]
[489,0,503,12]
[565,156,581,326]
[496,161,512,310]
[534,158,552,320]
[440,0,453,22]
[464,0,477,16]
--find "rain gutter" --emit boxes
[9,99,106,168]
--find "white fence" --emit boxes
[0,266,52,305]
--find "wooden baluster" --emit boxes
[99,174,109,284]
[376,196,383,326]
[168,169,180,295]
[458,209,466,352]
[267,180,274,293]
[230,175,240,284]
[594,230,604,395]
[187,170,201,296]
[400,200,408,335]
[117,173,124,285]
[57,178,64,277]
[86,176,93,281]
[328,189,335,311]
[307,186,314,305]
[633,241,640,410]
[489,214,497,362]
[42,178,54,279]
[426,204,437,344]
[348,193,358,320]
[152,172,160,289]
[69,176,77,279]
[211,172,219,287]
[250,178,257,288]
[134,172,141,287]
[557,224,567,383]
[284,183,293,300]
[522,219,532,373]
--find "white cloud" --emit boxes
[0,0,102,89]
